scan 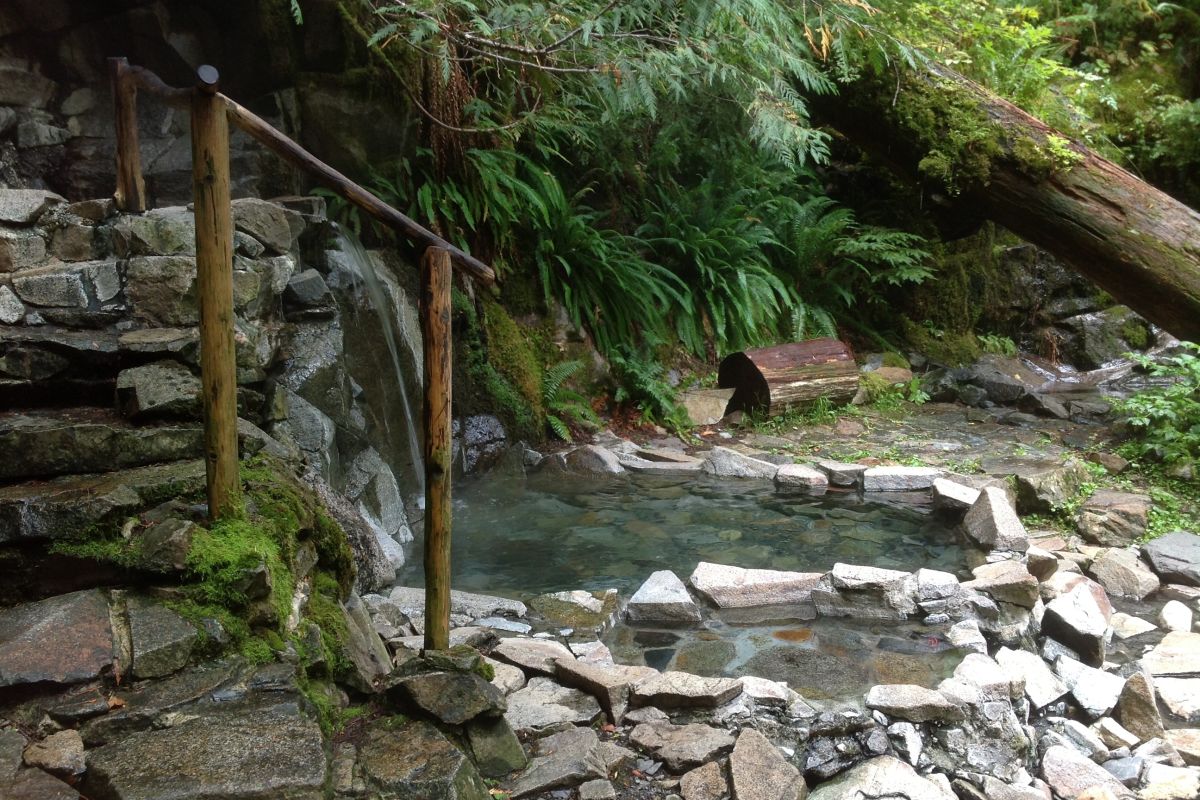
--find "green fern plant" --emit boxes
[542,360,601,442]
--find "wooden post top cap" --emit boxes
[196,65,220,93]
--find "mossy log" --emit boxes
[817,62,1200,342]
[718,339,858,417]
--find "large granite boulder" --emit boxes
[729,728,807,800]
[688,562,822,609]
[627,570,702,625]
[701,446,779,479]
[1143,532,1200,587]
[1077,491,1151,546]
[962,486,1029,553]
[811,563,917,620]
[84,697,327,800]
[358,718,488,800]
[1040,744,1133,799]
[1088,548,1161,600]
[1042,581,1113,666]
[628,721,735,772]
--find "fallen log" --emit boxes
[718,339,858,417]
[814,62,1200,342]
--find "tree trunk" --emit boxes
[719,339,859,417]
[816,62,1200,342]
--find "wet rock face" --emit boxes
[359,718,489,800]
[0,589,113,688]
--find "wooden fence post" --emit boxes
[109,57,146,212]
[190,65,241,520]
[422,247,453,651]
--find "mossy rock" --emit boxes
[528,590,619,634]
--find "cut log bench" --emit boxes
[718,338,859,418]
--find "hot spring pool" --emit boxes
[398,469,966,597]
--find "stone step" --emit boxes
[0,459,206,543]
[0,407,203,482]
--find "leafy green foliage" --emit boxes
[1114,343,1200,465]
[289,0,303,25]
[609,347,689,429]
[542,360,601,441]
[979,333,1018,356]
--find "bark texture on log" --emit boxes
[817,63,1200,342]
[719,339,859,417]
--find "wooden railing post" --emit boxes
[190,65,241,520]
[421,247,453,651]
[109,57,146,212]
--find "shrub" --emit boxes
[1114,343,1200,465]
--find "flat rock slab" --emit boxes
[808,756,954,800]
[0,460,205,543]
[631,671,742,709]
[554,659,657,724]
[816,460,867,487]
[1141,763,1200,800]
[627,570,701,625]
[0,410,203,482]
[504,677,602,734]
[1055,655,1125,718]
[1143,532,1200,587]
[1040,744,1133,799]
[8,768,80,800]
[563,444,625,475]
[775,463,828,490]
[681,761,729,800]
[388,586,527,620]
[358,717,488,800]
[729,729,807,800]
[1142,632,1200,677]
[932,478,980,513]
[689,562,822,609]
[700,446,778,479]
[629,721,735,772]
[0,189,64,225]
[862,466,942,492]
[492,638,575,676]
[864,684,965,723]
[996,647,1067,709]
[508,726,608,799]
[84,698,327,800]
[1088,548,1161,600]
[620,455,704,475]
[1157,678,1200,723]
[0,589,113,688]
[964,560,1039,608]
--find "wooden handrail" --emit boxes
[107,58,496,285]
[222,97,496,285]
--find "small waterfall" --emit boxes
[326,226,426,501]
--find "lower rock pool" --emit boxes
[398,468,972,703]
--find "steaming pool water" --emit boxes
[398,468,971,702]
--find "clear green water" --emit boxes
[398,470,966,598]
[397,469,969,701]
